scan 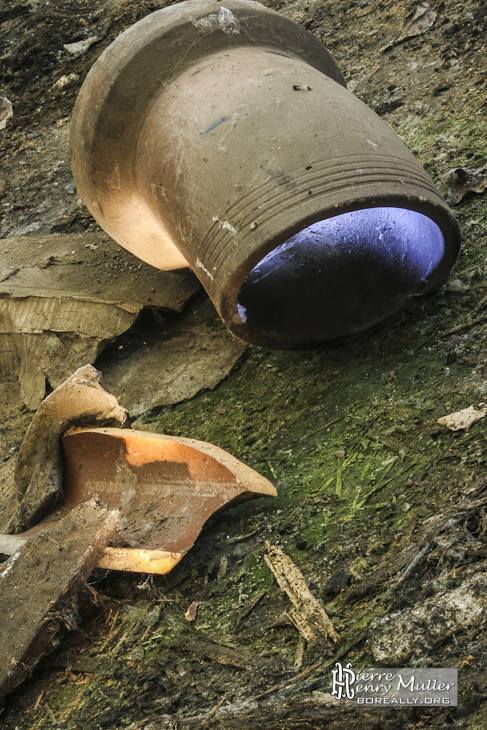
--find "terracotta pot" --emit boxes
[70,0,460,349]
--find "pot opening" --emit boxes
[237,207,445,344]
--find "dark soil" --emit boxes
[1,1,487,729]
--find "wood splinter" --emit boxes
[264,541,340,645]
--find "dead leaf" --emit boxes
[185,601,200,622]
[381,4,437,52]
[437,404,487,432]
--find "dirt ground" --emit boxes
[1,0,487,728]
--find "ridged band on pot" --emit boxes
[70,0,461,349]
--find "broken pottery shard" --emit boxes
[0,232,200,409]
[441,166,487,205]
[100,298,246,417]
[0,538,184,576]
[0,500,119,702]
[264,542,339,645]
[97,547,183,574]
[11,365,128,532]
[61,428,276,560]
[369,575,487,664]
[437,403,487,432]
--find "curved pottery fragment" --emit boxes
[60,427,276,573]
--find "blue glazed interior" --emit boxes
[237,207,445,343]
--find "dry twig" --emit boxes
[441,314,487,337]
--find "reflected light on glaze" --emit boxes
[237,207,445,344]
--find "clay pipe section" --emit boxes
[70,0,461,349]
[1,428,276,574]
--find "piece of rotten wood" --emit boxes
[441,314,487,337]
[264,542,339,645]
[0,533,24,555]
[0,500,119,702]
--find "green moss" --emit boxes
[396,113,487,175]
[466,702,487,729]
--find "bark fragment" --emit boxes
[264,542,339,645]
